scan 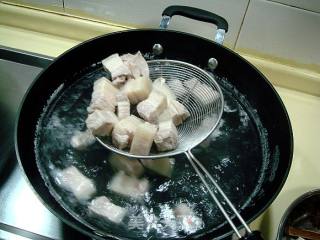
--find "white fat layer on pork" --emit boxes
[152,77,176,103]
[158,100,190,126]
[86,109,118,137]
[108,153,144,177]
[116,92,130,120]
[56,166,96,201]
[87,77,119,113]
[137,90,167,123]
[89,196,127,223]
[112,115,144,149]
[102,53,131,79]
[185,77,219,105]
[121,51,149,78]
[70,129,96,150]
[122,76,152,104]
[140,158,175,178]
[154,120,178,152]
[130,122,157,156]
[108,171,149,199]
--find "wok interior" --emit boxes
[16,30,293,240]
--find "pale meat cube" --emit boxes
[130,122,157,156]
[86,109,118,137]
[70,130,95,150]
[185,78,219,105]
[167,78,188,99]
[108,171,149,199]
[121,51,149,78]
[102,53,131,79]
[154,120,178,152]
[158,100,190,126]
[116,92,130,120]
[55,166,96,201]
[174,203,204,234]
[87,77,119,113]
[152,77,176,102]
[122,76,152,104]
[112,115,143,149]
[112,75,127,88]
[109,153,144,177]
[140,158,175,178]
[137,90,167,123]
[89,196,127,224]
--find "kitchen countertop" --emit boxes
[0,2,319,240]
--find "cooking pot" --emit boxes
[15,5,293,240]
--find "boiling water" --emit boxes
[35,65,269,239]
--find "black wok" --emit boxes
[15,6,293,240]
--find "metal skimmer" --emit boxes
[97,59,224,159]
[97,59,256,239]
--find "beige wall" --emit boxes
[3,0,320,72]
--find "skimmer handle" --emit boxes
[160,5,228,44]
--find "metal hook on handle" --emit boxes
[159,5,228,44]
[185,150,264,240]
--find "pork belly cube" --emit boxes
[108,171,149,199]
[89,196,127,224]
[174,203,204,234]
[102,53,131,79]
[137,90,167,123]
[130,122,157,156]
[109,153,144,177]
[87,77,119,113]
[158,100,190,126]
[112,115,143,149]
[122,76,152,104]
[140,157,175,178]
[70,130,95,150]
[121,51,149,78]
[154,120,178,152]
[86,109,118,137]
[116,92,130,120]
[152,77,176,102]
[56,166,96,201]
[185,78,219,105]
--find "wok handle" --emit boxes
[239,231,264,240]
[160,5,228,44]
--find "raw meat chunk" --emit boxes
[56,166,96,201]
[122,76,152,104]
[167,78,188,99]
[152,77,176,102]
[112,115,143,149]
[86,109,118,137]
[130,122,157,156]
[109,153,144,177]
[89,196,127,224]
[137,90,167,123]
[158,100,190,126]
[116,92,130,120]
[154,120,178,151]
[70,130,95,150]
[140,157,175,178]
[108,171,149,199]
[185,78,219,105]
[135,90,167,122]
[87,77,119,113]
[121,51,149,78]
[102,53,131,79]
[174,203,204,234]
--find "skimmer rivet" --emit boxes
[208,58,218,70]
[152,44,164,55]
